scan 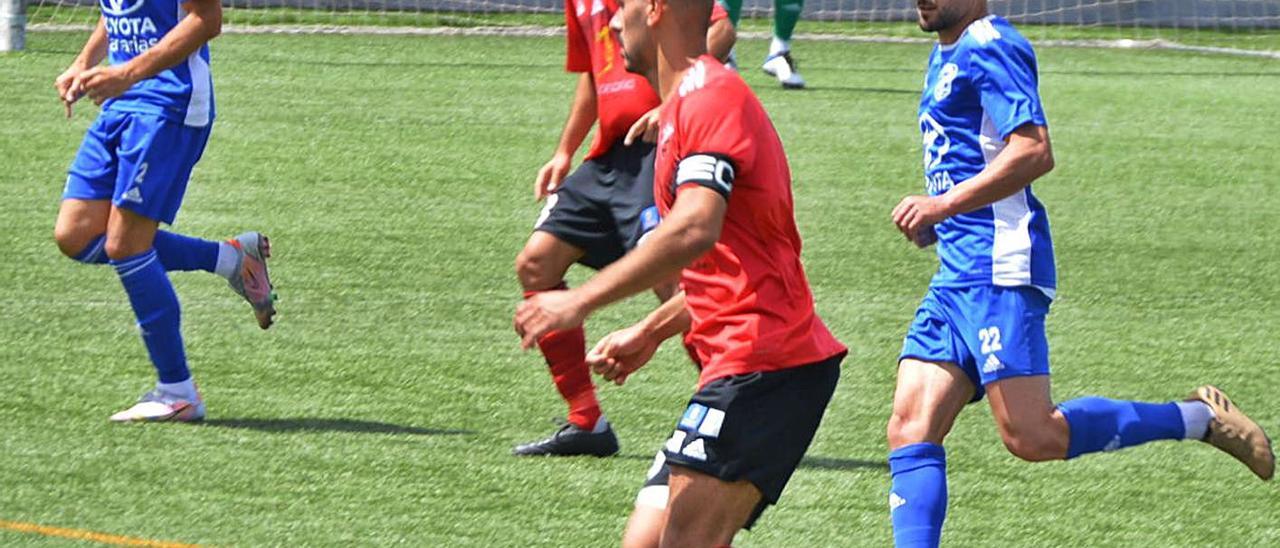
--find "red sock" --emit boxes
[525,285,601,430]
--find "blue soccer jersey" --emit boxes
[918,15,1054,295]
[99,0,214,127]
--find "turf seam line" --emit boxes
[0,519,201,547]
[26,24,1280,59]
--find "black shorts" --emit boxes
[533,140,658,270]
[636,353,845,529]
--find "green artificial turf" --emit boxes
[0,30,1277,546]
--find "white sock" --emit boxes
[214,241,239,280]
[769,37,790,57]
[158,379,199,401]
[1176,401,1214,440]
[591,415,611,434]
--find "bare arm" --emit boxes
[72,17,109,70]
[576,186,723,315]
[121,0,221,84]
[892,124,1054,243]
[635,290,691,342]
[707,18,736,63]
[587,291,691,385]
[70,0,222,106]
[535,73,599,199]
[938,124,1054,216]
[55,17,108,116]
[515,186,726,348]
[556,73,599,162]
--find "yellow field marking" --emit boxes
[0,519,200,547]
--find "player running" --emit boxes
[515,0,846,542]
[513,0,733,457]
[54,0,276,422]
[887,1,1274,546]
[717,0,808,88]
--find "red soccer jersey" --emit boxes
[564,0,728,160]
[654,56,847,387]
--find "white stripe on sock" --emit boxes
[116,252,159,278]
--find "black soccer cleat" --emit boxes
[512,419,620,457]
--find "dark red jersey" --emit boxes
[654,56,846,387]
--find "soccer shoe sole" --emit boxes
[1188,385,1274,480]
[233,232,278,330]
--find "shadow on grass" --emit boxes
[617,453,887,472]
[200,417,473,436]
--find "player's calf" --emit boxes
[995,415,1069,462]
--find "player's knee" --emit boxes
[887,406,935,449]
[887,412,915,449]
[103,234,146,261]
[53,225,97,260]
[515,248,560,291]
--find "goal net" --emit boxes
[17,0,1280,55]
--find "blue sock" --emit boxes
[889,443,947,548]
[72,232,220,274]
[111,249,190,384]
[153,231,220,273]
[72,235,108,264]
[1058,397,1185,459]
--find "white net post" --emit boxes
[0,0,25,51]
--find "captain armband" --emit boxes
[674,153,736,201]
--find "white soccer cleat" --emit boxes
[109,388,205,423]
[762,52,806,89]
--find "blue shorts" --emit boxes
[900,285,1052,402]
[63,110,211,225]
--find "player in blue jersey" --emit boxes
[886,1,1274,546]
[53,0,276,422]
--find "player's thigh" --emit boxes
[528,160,619,271]
[54,199,112,257]
[663,465,762,548]
[626,451,673,548]
[658,355,841,533]
[955,285,1053,391]
[515,230,586,290]
[985,375,1069,461]
[104,206,160,260]
[58,113,126,255]
[889,358,975,449]
[607,143,660,254]
[110,113,210,230]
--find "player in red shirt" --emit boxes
[513,0,734,457]
[515,0,845,543]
